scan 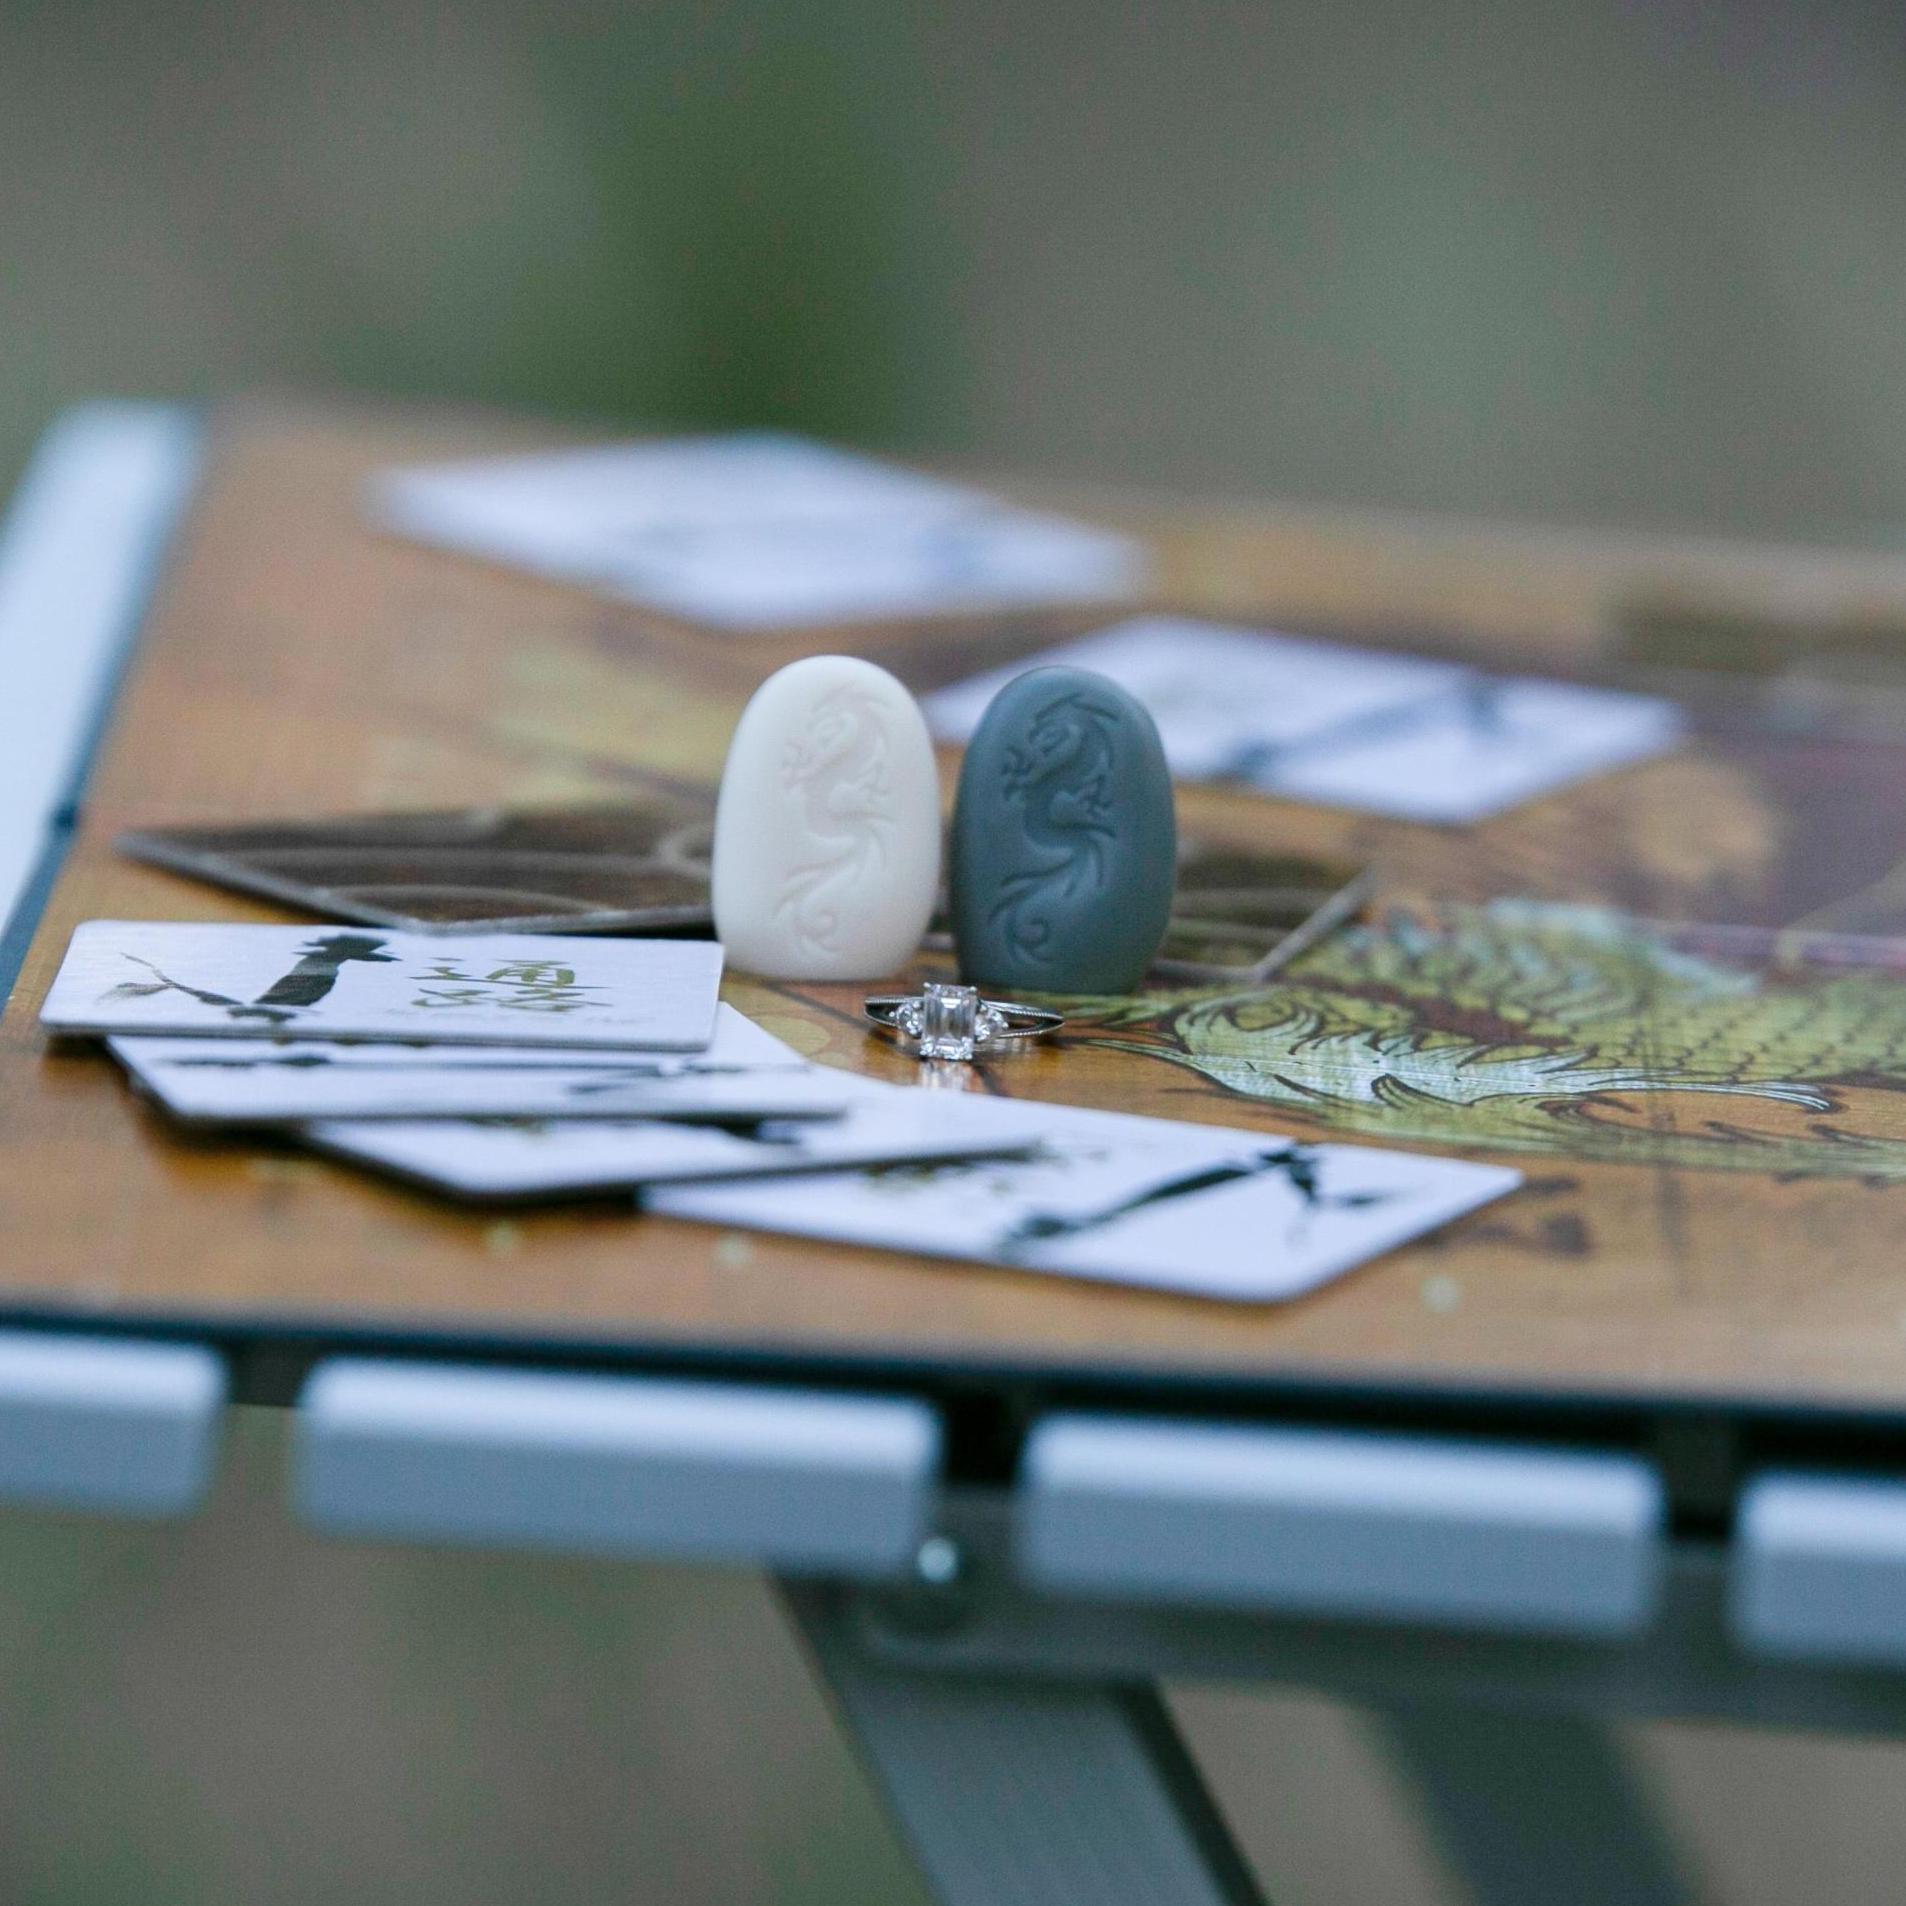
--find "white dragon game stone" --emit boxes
[711,655,942,979]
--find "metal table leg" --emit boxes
[1374,1704,1691,1906]
[783,1581,1268,1906]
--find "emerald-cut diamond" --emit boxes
[914,982,981,1060]
[894,982,1009,1061]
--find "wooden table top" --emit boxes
[13,397,1906,1433]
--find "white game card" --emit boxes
[652,1101,1521,1302]
[1259,675,1688,823]
[303,1084,1046,1199]
[923,617,1461,780]
[41,922,724,1050]
[923,616,1684,821]
[107,1005,844,1126]
[374,434,1150,631]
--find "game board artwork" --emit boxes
[1073,901,1906,1180]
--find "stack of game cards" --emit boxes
[40,921,1041,1185]
[41,920,1522,1303]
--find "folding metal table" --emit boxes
[10,401,1906,1903]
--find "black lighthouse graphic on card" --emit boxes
[40,922,723,1050]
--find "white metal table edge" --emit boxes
[0,400,203,1005]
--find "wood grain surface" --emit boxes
[11,397,1906,1421]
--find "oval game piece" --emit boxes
[712,655,941,980]
[949,665,1175,993]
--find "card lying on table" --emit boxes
[373,433,1149,631]
[117,791,715,936]
[651,1101,1521,1302]
[41,922,723,1050]
[925,617,1684,822]
[303,1088,1046,1199]
[108,1006,844,1126]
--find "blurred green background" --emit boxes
[11,0,1906,538]
[10,0,1906,1900]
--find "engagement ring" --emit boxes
[863,983,1064,1063]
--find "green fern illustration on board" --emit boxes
[1080,902,1906,1179]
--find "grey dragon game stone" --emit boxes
[949,665,1176,994]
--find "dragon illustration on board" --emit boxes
[1071,900,1906,1180]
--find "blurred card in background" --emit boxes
[118,795,714,936]
[1264,674,1686,823]
[925,616,1685,821]
[42,921,724,1049]
[372,433,1150,631]
[108,1006,845,1126]
[653,1100,1522,1302]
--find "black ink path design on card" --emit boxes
[1227,672,1516,782]
[996,1144,1393,1256]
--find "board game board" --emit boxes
[14,399,1906,1422]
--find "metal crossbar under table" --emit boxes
[283,1355,1906,1905]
